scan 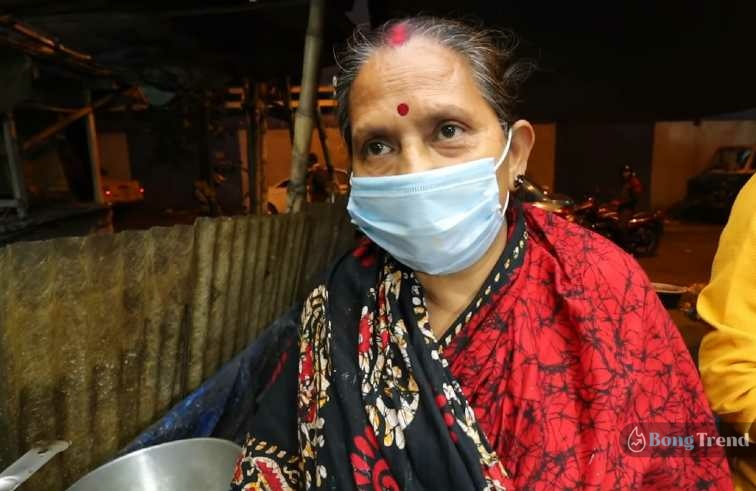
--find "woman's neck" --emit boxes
[416,224,509,339]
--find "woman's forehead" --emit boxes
[349,37,485,121]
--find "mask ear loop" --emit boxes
[495,126,514,217]
[494,126,514,171]
[499,187,511,217]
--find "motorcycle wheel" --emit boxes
[590,222,616,243]
[266,202,279,215]
[629,226,659,257]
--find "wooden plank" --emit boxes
[21,92,119,154]
[289,99,337,109]
[289,85,335,94]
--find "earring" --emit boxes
[514,174,526,189]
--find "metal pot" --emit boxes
[67,438,241,491]
[652,282,688,309]
[0,441,70,491]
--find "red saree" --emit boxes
[230,202,731,490]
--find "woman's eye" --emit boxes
[438,124,463,140]
[366,141,391,156]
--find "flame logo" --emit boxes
[627,426,646,453]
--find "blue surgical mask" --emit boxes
[347,127,513,275]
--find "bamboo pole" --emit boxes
[2,113,29,218]
[283,77,295,144]
[315,109,333,176]
[238,125,251,213]
[245,82,267,214]
[287,0,324,214]
[315,108,337,202]
[241,80,255,213]
[255,87,267,215]
[84,92,105,205]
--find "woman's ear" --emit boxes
[507,120,535,190]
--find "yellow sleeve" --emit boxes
[698,174,756,441]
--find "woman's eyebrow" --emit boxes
[351,124,392,145]
[421,102,474,121]
[351,103,474,144]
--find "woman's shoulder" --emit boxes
[524,204,630,257]
[301,236,380,322]
[520,205,675,354]
[522,204,652,298]
[311,236,379,290]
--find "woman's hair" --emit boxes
[335,17,533,151]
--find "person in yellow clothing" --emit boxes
[699,174,756,490]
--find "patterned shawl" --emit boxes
[230,202,731,490]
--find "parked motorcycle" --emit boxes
[585,201,665,257]
[514,176,574,212]
[516,177,664,257]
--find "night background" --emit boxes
[0,1,754,489]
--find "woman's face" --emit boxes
[348,35,532,189]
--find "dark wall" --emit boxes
[554,123,654,208]
[99,107,248,213]
[60,119,94,201]
[209,116,246,215]
[128,128,201,210]
[0,49,32,114]
[0,138,11,196]
[99,109,202,211]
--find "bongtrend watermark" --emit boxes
[621,423,749,457]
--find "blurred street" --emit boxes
[639,221,723,286]
[638,221,724,350]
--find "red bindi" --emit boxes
[397,103,409,116]
[387,23,409,47]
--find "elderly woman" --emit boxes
[230,17,730,490]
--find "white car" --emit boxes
[102,176,144,205]
[267,168,349,214]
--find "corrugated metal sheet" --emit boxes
[0,202,354,490]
